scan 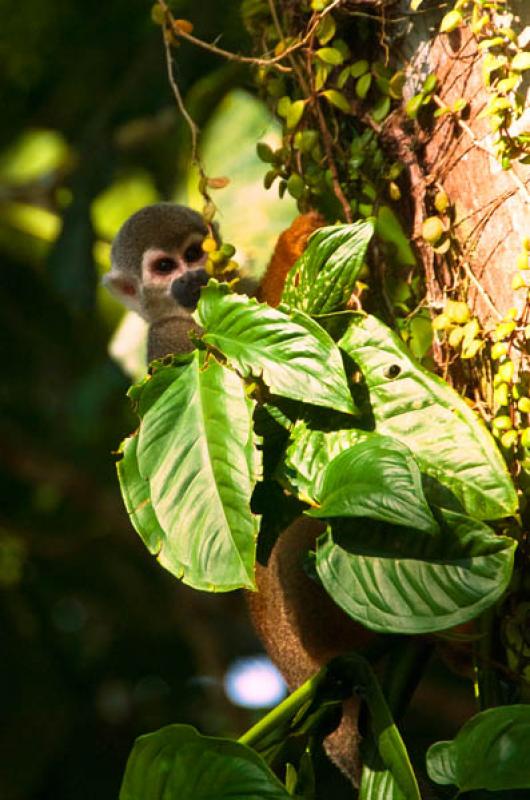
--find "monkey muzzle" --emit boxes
[170,268,209,309]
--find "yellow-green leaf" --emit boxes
[356,72,372,99]
[440,9,463,34]
[512,52,530,72]
[350,59,369,78]
[315,14,336,45]
[286,99,306,129]
[321,89,351,113]
[389,71,405,99]
[316,47,344,66]
[277,95,291,117]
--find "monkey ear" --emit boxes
[102,270,143,316]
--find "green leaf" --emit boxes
[376,206,416,267]
[117,433,165,554]
[286,173,305,199]
[277,95,291,117]
[256,142,275,163]
[356,72,372,99]
[321,89,351,113]
[282,221,374,314]
[339,314,518,520]
[440,9,463,33]
[293,129,319,153]
[388,71,405,99]
[131,353,260,591]
[512,51,530,72]
[405,93,423,119]
[120,724,291,800]
[307,435,439,534]
[451,97,467,113]
[286,99,306,130]
[337,65,352,89]
[426,706,530,791]
[371,95,391,122]
[350,59,369,78]
[281,422,369,500]
[359,765,407,800]
[405,310,433,360]
[315,14,336,45]
[315,508,516,634]
[196,282,356,415]
[422,73,437,94]
[315,47,344,65]
[314,61,332,92]
[332,38,350,61]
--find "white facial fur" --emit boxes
[104,232,207,323]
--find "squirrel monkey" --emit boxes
[105,203,365,782]
[104,204,213,361]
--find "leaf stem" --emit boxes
[238,667,328,748]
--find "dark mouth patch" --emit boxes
[171,268,209,309]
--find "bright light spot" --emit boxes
[224,655,287,709]
[0,129,70,185]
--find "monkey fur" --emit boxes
[257,210,325,307]
[105,204,367,783]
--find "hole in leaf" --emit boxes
[384,364,401,379]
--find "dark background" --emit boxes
[0,2,475,798]
[0,3,267,798]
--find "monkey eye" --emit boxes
[184,243,204,263]
[153,257,177,274]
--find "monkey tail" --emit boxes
[257,211,325,307]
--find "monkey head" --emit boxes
[103,203,214,323]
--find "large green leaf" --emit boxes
[426,706,530,791]
[315,508,516,634]
[196,282,356,415]
[359,764,407,800]
[117,433,165,555]
[120,724,291,800]
[339,314,517,520]
[280,422,368,500]
[281,220,374,313]
[307,435,439,534]
[127,352,260,591]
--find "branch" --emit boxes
[162,30,200,166]
[157,0,346,74]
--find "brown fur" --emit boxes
[111,203,208,277]
[247,517,372,782]
[257,211,325,307]
[147,316,203,362]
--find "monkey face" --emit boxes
[103,203,213,324]
[140,234,209,320]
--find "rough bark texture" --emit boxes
[395,1,530,325]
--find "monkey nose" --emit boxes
[171,268,209,309]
